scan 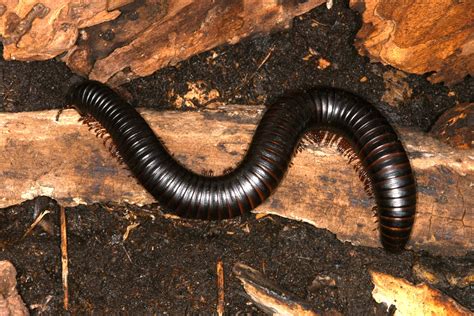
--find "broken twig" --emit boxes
[21,209,51,240]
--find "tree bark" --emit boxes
[0,106,472,256]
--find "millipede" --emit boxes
[68,81,416,252]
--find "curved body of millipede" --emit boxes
[68,81,416,251]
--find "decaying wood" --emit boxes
[0,106,472,256]
[0,0,326,85]
[349,0,474,86]
[370,271,471,316]
[431,103,473,150]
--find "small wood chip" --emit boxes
[241,224,251,234]
[317,57,331,69]
[326,0,334,9]
[303,48,318,61]
[255,213,269,220]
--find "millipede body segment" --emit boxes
[68,81,416,251]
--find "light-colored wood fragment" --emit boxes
[370,271,471,316]
[349,0,473,85]
[0,106,472,256]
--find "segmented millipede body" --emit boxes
[68,81,416,252]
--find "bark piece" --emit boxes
[0,261,29,316]
[0,106,472,256]
[431,103,473,150]
[370,271,471,316]
[349,0,474,86]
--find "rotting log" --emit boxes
[0,0,326,85]
[349,0,474,86]
[0,106,472,256]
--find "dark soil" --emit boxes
[0,1,472,315]
[1,198,472,315]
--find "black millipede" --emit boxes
[67,81,416,252]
